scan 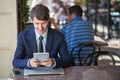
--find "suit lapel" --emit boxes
[29,27,37,53]
[46,27,53,52]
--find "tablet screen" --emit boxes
[34,52,49,61]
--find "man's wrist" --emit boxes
[27,59,32,68]
[51,58,56,68]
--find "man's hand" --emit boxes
[29,58,41,68]
[40,58,54,67]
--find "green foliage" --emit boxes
[117,0,120,3]
[83,0,101,3]
[22,0,29,30]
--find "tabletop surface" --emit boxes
[11,66,120,80]
[94,36,108,46]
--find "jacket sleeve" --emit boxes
[54,35,73,68]
[12,32,30,69]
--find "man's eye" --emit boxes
[43,22,46,25]
[41,22,47,25]
[35,23,39,25]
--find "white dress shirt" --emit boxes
[27,27,56,68]
[35,28,48,52]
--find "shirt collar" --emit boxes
[70,16,82,23]
[35,28,48,40]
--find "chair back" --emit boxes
[84,51,120,66]
[70,42,100,66]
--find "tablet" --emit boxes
[34,52,49,61]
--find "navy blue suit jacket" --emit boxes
[13,26,73,68]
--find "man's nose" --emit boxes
[38,24,43,30]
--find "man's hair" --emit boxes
[30,4,49,21]
[69,5,83,16]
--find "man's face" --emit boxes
[32,17,49,35]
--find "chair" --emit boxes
[84,51,120,66]
[70,42,100,66]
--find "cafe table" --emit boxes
[11,66,120,80]
[94,36,108,47]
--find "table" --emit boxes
[94,36,108,51]
[94,41,108,46]
[94,36,108,46]
[11,66,120,80]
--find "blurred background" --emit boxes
[0,0,120,79]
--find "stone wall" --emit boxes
[0,0,17,78]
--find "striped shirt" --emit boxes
[60,16,94,65]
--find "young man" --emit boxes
[13,4,73,69]
[60,5,94,65]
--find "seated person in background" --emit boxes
[12,4,73,69]
[53,1,68,28]
[60,5,94,66]
[48,18,60,30]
